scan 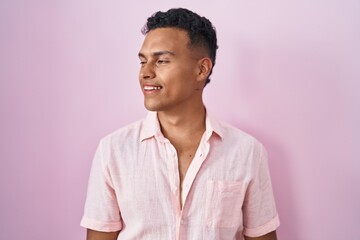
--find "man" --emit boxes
[81,8,280,240]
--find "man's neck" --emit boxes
[157,105,206,141]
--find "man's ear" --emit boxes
[197,57,213,82]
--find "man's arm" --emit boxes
[86,229,120,240]
[244,230,277,240]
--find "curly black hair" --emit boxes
[141,8,218,85]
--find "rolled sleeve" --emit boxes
[243,214,280,237]
[80,216,122,232]
[80,140,122,232]
[242,144,280,237]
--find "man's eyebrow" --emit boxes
[138,51,175,58]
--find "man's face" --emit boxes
[138,27,203,113]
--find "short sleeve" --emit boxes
[80,140,122,232]
[242,144,280,237]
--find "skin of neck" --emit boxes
[157,98,206,141]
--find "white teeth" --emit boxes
[144,86,162,90]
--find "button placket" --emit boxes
[181,141,210,207]
[165,142,182,213]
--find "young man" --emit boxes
[81,8,280,240]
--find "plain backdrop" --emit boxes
[0,0,359,239]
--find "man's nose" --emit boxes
[140,63,155,79]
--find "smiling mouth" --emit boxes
[144,86,162,91]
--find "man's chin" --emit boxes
[144,103,160,112]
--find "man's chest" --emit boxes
[108,139,252,223]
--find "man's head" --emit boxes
[138,8,218,113]
[141,8,218,85]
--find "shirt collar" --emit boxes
[140,111,162,142]
[205,112,224,141]
[140,111,223,142]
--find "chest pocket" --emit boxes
[205,180,245,228]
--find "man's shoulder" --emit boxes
[100,118,145,145]
[218,120,264,148]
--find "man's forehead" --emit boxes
[139,30,189,57]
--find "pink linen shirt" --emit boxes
[81,111,280,239]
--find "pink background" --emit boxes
[1,0,359,239]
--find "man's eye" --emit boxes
[140,61,146,65]
[157,60,169,64]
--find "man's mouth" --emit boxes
[144,86,162,91]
